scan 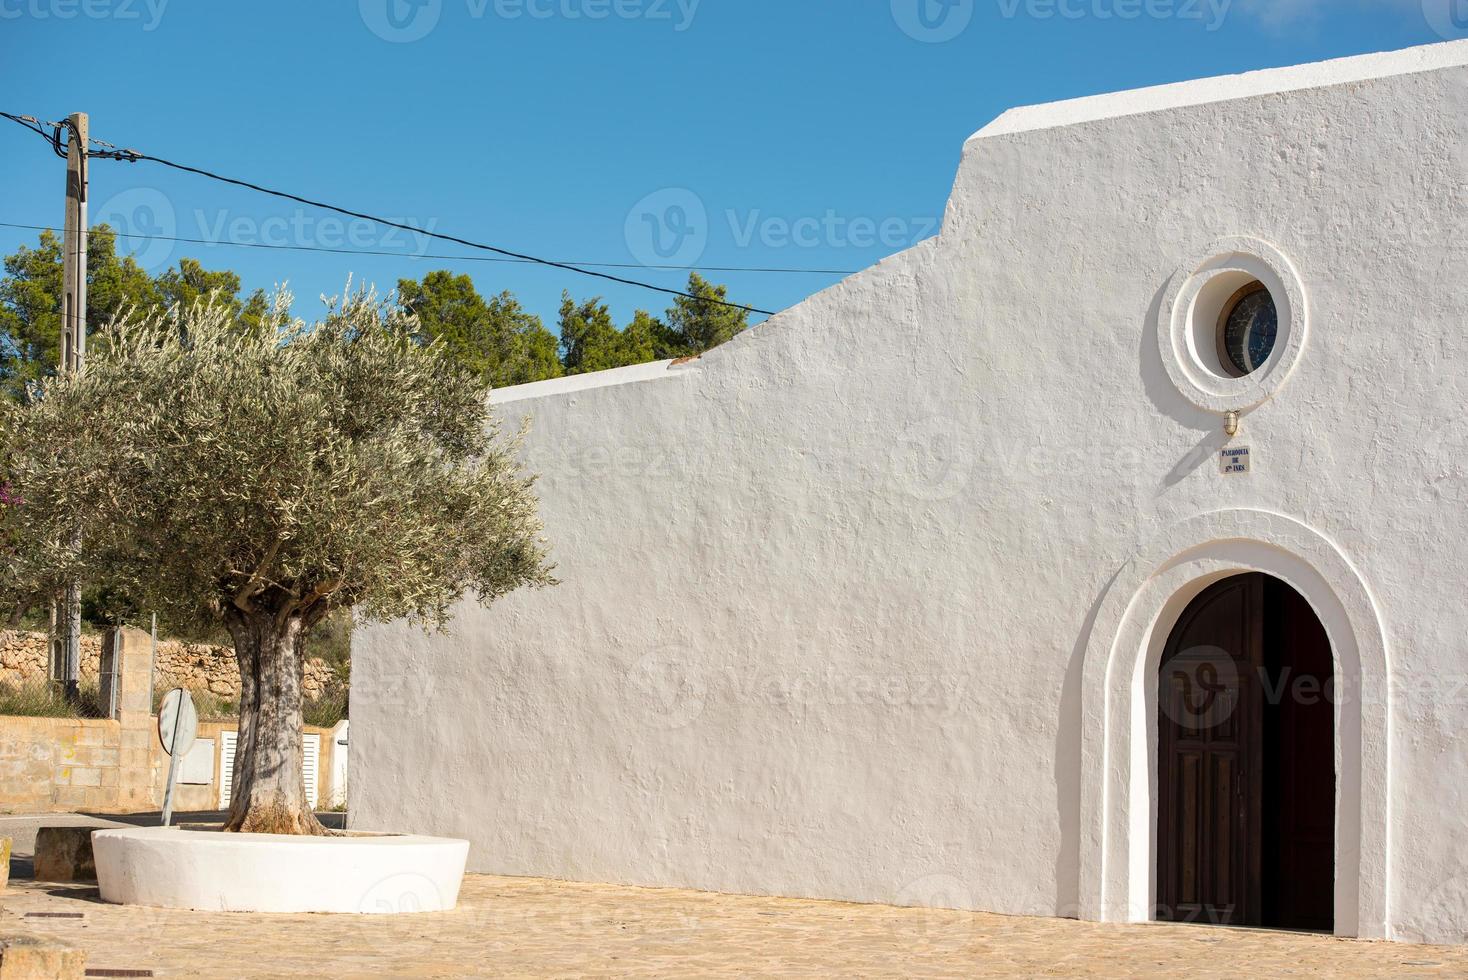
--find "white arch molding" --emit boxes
[1076,509,1392,939]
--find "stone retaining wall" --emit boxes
[0,630,341,701]
[0,629,158,813]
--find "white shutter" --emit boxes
[218,730,237,810]
[218,730,320,811]
[303,733,320,809]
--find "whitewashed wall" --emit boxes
[354,41,1468,942]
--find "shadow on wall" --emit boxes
[1053,563,1125,919]
[1137,277,1229,492]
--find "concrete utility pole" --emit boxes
[52,111,88,697]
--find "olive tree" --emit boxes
[1,289,553,834]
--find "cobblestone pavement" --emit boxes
[3,874,1467,978]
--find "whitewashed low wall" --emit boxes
[94,827,468,913]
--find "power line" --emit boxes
[0,111,91,161]
[0,111,54,142]
[0,221,860,277]
[2,109,780,315]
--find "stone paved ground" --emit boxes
[4,875,1468,979]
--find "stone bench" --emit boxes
[32,828,96,883]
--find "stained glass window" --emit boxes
[1220,283,1277,377]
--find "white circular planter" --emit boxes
[92,827,469,914]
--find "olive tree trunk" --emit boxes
[222,609,326,835]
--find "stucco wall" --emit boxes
[353,41,1468,942]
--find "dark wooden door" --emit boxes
[1157,573,1336,932]
[1261,580,1335,932]
[1156,575,1264,926]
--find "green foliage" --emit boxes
[554,275,750,375]
[658,272,751,358]
[80,584,140,628]
[0,226,153,400]
[2,225,751,406]
[397,271,563,388]
[0,406,71,624]
[302,687,349,728]
[0,229,268,401]
[154,258,270,338]
[304,608,353,683]
[0,472,25,626]
[0,232,747,624]
[0,287,555,638]
[619,310,660,364]
[404,271,751,380]
[557,294,651,375]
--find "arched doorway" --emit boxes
[1155,572,1334,931]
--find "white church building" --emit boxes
[355,40,1468,943]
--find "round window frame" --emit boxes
[1158,236,1308,413]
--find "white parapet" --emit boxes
[92,827,469,914]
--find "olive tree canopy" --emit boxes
[1,289,553,833]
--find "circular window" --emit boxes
[1158,236,1308,413]
[1217,282,1278,377]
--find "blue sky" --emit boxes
[1,0,1461,329]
